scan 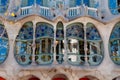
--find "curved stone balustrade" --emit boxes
[15,54,32,66]
[87,7,99,18]
[20,6,33,16]
[66,6,82,19]
[67,53,85,66]
[88,54,103,66]
[15,4,101,20]
[35,53,53,65]
[56,54,64,64]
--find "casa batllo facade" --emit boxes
[0,0,119,80]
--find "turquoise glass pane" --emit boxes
[36,23,54,38]
[66,24,84,40]
[15,22,33,65]
[0,24,8,64]
[110,24,120,39]
[86,24,101,40]
[110,23,120,65]
[0,0,9,13]
[16,23,33,40]
[109,0,119,14]
[84,0,89,6]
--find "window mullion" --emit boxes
[32,22,36,64]
[84,25,88,65]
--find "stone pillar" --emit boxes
[31,21,37,65]
[63,24,67,64]
[53,24,57,64]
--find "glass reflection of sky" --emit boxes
[0,38,8,55]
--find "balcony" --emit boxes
[5,4,102,20]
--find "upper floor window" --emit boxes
[66,23,103,66]
[0,0,9,13]
[86,23,103,66]
[109,0,120,14]
[109,22,120,65]
[56,21,64,64]
[35,22,54,65]
[0,24,9,64]
[15,22,33,65]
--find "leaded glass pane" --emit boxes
[15,22,33,65]
[66,24,84,40]
[35,23,54,65]
[109,0,119,15]
[86,23,103,66]
[0,24,8,64]
[110,22,120,65]
[36,23,54,38]
[66,23,85,66]
[0,0,9,13]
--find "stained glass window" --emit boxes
[66,23,85,65]
[110,22,120,65]
[35,22,54,65]
[21,0,41,7]
[0,24,8,64]
[109,0,120,14]
[66,23,103,66]
[56,22,64,64]
[15,22,33,65]
[0,0,9,13]
[86,23,103,66]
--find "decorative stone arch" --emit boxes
[19,75,40,80]
[112,75,120,80]
[35,22,54,65]
[14,21,33,65]
[109,21,120,65]
[79,75,99,80]
[52,74,69,80]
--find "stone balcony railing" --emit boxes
[3,4,102,20]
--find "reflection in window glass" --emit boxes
[0,24,8,64]
[66,23,85,65]
[35,23,54,65]
[66,23,103,66]
[0,0,9,13]
[109,0,120,14]
[56,22,64,64]
[87,23,103,66]
[15,22,33,65]
[110,23,120,64]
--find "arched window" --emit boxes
[35,22,54,65]
[0,0,9,13]
[0,24,8,64]
[86,23,103,66]
[66,23,103,66]
[66,23,85,66]
[56,21,64,64]
[109,0,120,15]
[15,22,33,65]
[109,22,120,65]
